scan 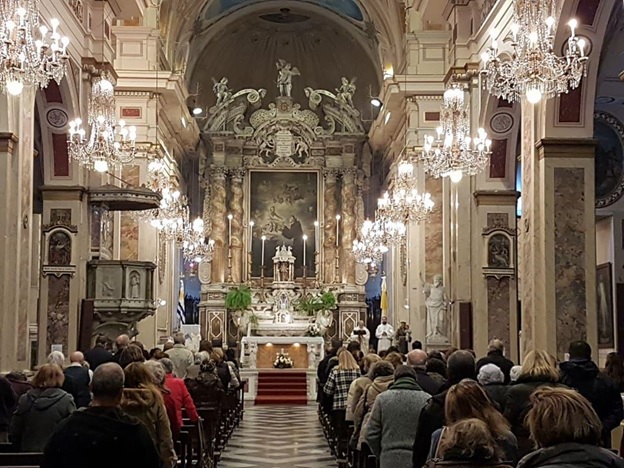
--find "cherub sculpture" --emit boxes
[212,77,232,106]
[276,59,300,97]
[336,77,357,108]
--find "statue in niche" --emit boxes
[276,59,300,97]
[336,77,357,108]
[420,273,450,341]
[212,77,232,107]
[48,231,72,265]
[488,234,511,268]
[129,271,140,299]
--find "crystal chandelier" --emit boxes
[480,0,588,104]
[352,219,388,268]
[149,184,188,242]
[421,84,492,181]
[181,217,215,263]
[0,0,69,95]
[68,74,137,172]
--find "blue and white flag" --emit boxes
[177,279,186,325]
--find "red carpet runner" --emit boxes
[255,371,308,405]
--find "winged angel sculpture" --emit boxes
[336,77,357,108]
[276,59,300,97]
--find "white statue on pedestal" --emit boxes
[420,273,450,341]
[307,343,317,369]
[249,342,258,369]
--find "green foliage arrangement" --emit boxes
[225,286,252,312]
[295,291,337,316]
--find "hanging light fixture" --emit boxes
[421,84,492,181]
[67,73,137,172]
[352,218,388,269]
[480,0,588,104]
[181,217,215,263]
[0,0,70,95]
[148,182,188,242]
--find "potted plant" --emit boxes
[295,291,337,316]
[225,285,257,331]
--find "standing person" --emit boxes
[5,372,32,400]
[504,350,565,457]
[210,348,232,390]
[111,334,130,365]
[476,339,515,384]
[559,340,624,447]
[478,364,508,411]
[84,335,113,370]
[407,349,443,395]
[143,360,179,438]
[396,322,411,355]
[350,321,371,353]
[346,354,381,421]
[158,358,199,428]
[63,351,92,408]
[0,375,16,443]
[412,350,477,468]
[605,352,624,392]
[42,363,160,468]
[165,333,195,379]
[10,364,75,452]
[518,387,624,468]
[375,316,394,353]
[365,366,430,467]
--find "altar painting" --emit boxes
[250,171,318,277]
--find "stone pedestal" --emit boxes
[520,137,597,358]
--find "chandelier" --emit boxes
[68,74,137,172]
[182,217,215,263]
[149,184,188,242]
[0,0,69,95]
[421,84,492,182]
[480,0,588,104]
[352,219,388,270]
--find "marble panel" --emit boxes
[520,107,534,351]
[487,277,510,347]
[47,275,70,353]
[425,177,443,278]
[489,139,508,178]
[559,84,583,123]
[554,167,587,355]
[256,344,308,369]
[487,213,509,229]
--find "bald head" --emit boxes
[407,349,428,367]
[92,363,125,405]
[115,334,130,350]
[69,351,84,364]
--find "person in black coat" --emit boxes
[0,375,16,442]
[412,350,477,468]
[477,363,508,411]
[42,363,159,468]
[476,339,515,384]
[517,386,624,468]
[84,335,113,371]
[559,341,624,447]
[504,350,565,457]
[63,352,92,408]
[407,349,443,395]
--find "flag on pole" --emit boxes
[177,279,186,325]
[380,274,388,315]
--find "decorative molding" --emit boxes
[40,185,87,201]
[0,132,18,154]
[474,190,520,206]
[594,112,624,208]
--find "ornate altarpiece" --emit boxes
[198,68,370,347]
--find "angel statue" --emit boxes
[276,59,300,97]
[336,77,357,108]
[212,77,232,106]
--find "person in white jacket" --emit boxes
[375,317,394,353]
[350,321,371,352]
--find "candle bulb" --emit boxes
[249,220,254,252]
[314,220,319,252]
[227,214,233,246]
[261,235,266,267]
[335,214,341,247]
[303,235,308,269]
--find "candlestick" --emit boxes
[335,214,341,247]
[314,220,319,251]
[249,220,254,251]
[261,235,266,267]
[303,234,307,270]
[227,214,233,246]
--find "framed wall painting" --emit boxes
[597,262,615,349]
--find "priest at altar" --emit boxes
[375,316,394,352]
[349,321,370,352]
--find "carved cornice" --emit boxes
[474,190,520,206]
[444,63,480,85]
[0,132,18,154]
[535,138,598,159]
[41,185,87,201]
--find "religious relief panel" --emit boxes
[48,231,72,266]
[47,275,70,353]
[249,171,318,278]
[488,234,511,268]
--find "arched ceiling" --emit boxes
[595,1,624,121]
[203,0,365,22]
[187,2,382,112]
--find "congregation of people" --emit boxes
[320,328,624,468]
[0,332,243,467]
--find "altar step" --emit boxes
[256,371,308,405]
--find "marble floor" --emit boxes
[219,405,337,467]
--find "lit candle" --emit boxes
[249,220,254,252]
[314,220,319,252]
[227,214,233,246]
[335,214,341,247]
[303,235,308,268]
[261,235,266,267]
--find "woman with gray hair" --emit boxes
[478,363,508,411]
[143,360,179,437]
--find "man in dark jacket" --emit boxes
[63,351,92,408]
[559,341,624,446]
[476,339,515,384]
[412,350,477,468]
[407,349,442,395]
[42,362,159,468]
[110,334,130,365]
[0,376,16,442]
[84,335,113,370]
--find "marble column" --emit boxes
[229,170,245,284]
[340,168,357,284]
[210,167,228,284]
[323,170,338,284]
[521,137,597,358]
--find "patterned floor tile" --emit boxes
[220,405,336,468]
